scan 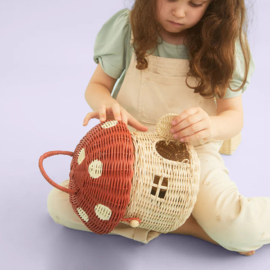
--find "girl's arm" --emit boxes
[211,95,244,141]
[85,63,117,111]
[84,63,149,132]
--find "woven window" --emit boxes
[151,175,168,199]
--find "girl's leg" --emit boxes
[168,214,219,246]
[168,214,255,256]
[190,141,267,253]
[47,179,162,244]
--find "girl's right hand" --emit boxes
[82,101,149,132]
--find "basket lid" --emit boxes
[69,120,135,234]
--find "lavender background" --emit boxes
[1,0,269,269]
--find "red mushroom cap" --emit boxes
[68,120,135,234]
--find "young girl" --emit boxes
[47,0,267,256]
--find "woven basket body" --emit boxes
[122,131,200,233]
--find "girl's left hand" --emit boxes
[170,107,217,142]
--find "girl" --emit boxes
[47,0,265,256]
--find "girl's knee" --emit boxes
[46,181,91,232]
[212,227,263,252]
[47,180,70,223]
[47,187,61,223]
[194,212,264,252]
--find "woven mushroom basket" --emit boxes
[39,113,201,235]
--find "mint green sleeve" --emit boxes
[216,36,256,99]
[93,8,130,79]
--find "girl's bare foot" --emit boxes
[239,250,255,256]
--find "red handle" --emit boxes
[39,150,76,194]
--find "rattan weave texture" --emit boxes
[39,113,200,235]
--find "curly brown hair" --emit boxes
[129,0,253,99]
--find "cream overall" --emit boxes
[47,29,270,252]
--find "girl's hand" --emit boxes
[82,101,149,132]
[170,107,217,142]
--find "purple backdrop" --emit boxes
[1,0,269,269]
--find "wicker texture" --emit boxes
[69,120,135,234]
[39,113,201,235]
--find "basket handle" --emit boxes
[39,150,76,194]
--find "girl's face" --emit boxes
[156,0,212,39]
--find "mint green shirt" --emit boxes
[93,8,255,100]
